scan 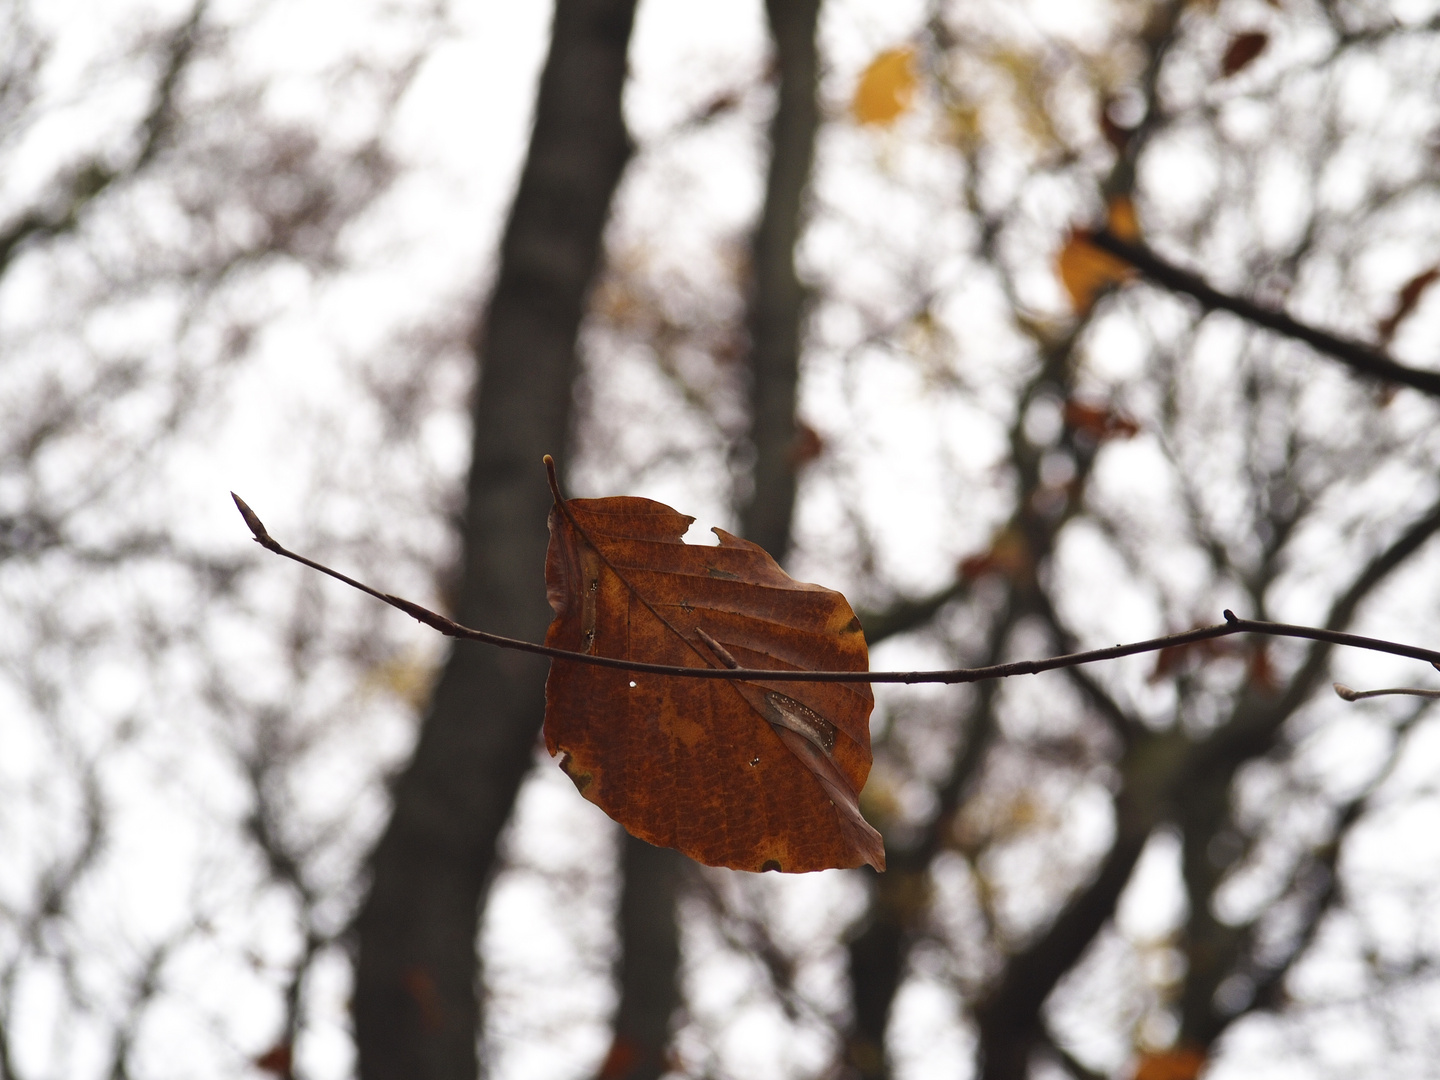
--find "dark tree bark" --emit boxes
[598,0,825,1071]
[594,836,684,1080]
[739,0,823,560]
[352,3,639,1078]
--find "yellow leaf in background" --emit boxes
[1058,234,1132,313]
[1057,196,1141,313]
[1107,194,1140,241]
[852,47,918,126]
[945,101,981,148]
[366,653,436,711]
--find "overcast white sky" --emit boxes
[10,1,1440,1077]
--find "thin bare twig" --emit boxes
[231,491,1440,685]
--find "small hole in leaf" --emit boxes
[629,680,637,688]
[749,757,760,767]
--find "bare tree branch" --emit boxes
[0,1,205,275]
[1089,230,1440,399]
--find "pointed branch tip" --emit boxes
[231,492,276,549]
[1333,683,1359,701]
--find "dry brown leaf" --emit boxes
[1149,630,1272,685]
[1378,265,1440,345]
[1150,632,1232,682]
[543,488,884,873]
[1064,398,1141,441]
[789,420,825,467]
[852,47,918,126]
[1221,32,1268,77]
[1101,101,1133,152]
[959,527,1031,583]
[254,1044,293,1077]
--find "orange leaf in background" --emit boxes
[543,489,884,873]
[852,47,918,126]
[1221,31,1268,77]
[1377,265,1440,345]
[1064,399,1141,441]
[254,1044,293,1077]
[1149,632,1235,682]
[596,1036,641,1080]
[1248,642,1278,693]
[1133,1045,1206,1080]
[1057,197,1139,314]
[1058,237,1132,313]
[1149,632,1267,685]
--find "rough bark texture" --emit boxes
[739,0,823,561]
[352,2,638,1077]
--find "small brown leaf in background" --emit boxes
[596,1036,640,1079]
[959,527,1031,583]
[852,47,918,126]
[1064,398,1141,441]
[789,420,825,467]
[254,1043,293,1077]
[1058,197,1139,313]
[1150,632,1235,682]
[1133,1045,1206,1080]
[1248,642,1278,693]
[543,489,884,873]
[401,966,447,1034]
[1149,632,1271,687]
[1100,100,1132,152]
[1221,31,1268,77]
[1377,265,1440,345]
[696,90,741,123]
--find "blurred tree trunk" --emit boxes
[595,836,684,1080]
[738,0,823,560]
[596,1,824,1075]
[352,2,639,1078]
